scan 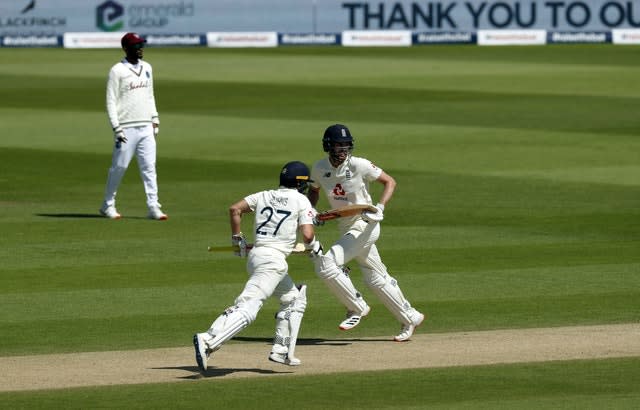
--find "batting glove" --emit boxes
[305,237,323,259]
[311,208,325,226]
[113,126,127,144]
[153,125,159,137]
[231,232,248,257]
[362,203,384,223]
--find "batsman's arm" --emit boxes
[307,186,320,207]
[375,171,396,208]
[300,223,322,257]
[300,223,315,245]
[361,171,396,224]
[229,199,251,236]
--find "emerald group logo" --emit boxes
[96,0,124,32]
[95,0,195,31]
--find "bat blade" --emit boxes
[317,204,378,221]
[207,243,308,253]
[207,245,237,253]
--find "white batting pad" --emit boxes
[207,300,261,351]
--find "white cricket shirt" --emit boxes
[244,188,314,256]
[106,58,159,130]
[310,156,382,229]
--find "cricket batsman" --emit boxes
[308,124,424,341]
[193,161,323,371]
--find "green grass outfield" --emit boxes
[1,45,639,408]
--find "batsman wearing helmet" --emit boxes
[193,161,322,371]
[99,32,167,220]
[308,124,424,342]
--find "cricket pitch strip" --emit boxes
[1,323,639,392]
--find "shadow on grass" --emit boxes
[36,213,103,218]
[36,213,148,220]
[166,337,391,379]
[233,336,391,345]
[159,365,292,380]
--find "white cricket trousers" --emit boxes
[236,246,299,306]
[102,124,160,209]
[318,220,419,325]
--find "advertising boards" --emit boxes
[2,1,640,36]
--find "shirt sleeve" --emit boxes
[298,195,315,225]
[244,193,259,211]
[106,66,119,129]
[147,63,159,123]
[357,157,383,182]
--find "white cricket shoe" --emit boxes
[193,333,212,371]
[148,206,168,220]
[268,351,301,366]
[338,304,371,330]
[99,205,121,219]
[394,311,425,342]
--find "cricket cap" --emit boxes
[121,32,146,48]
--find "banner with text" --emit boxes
[2,1,640,36]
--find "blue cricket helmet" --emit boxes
[280,161,312,193]
[322,124,354,153]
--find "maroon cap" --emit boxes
[121,32,146,48]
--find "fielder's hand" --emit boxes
[152,117,160,137]
[305,237,323,259]
[231,232,248,257]
[362,203,384,223]
[113,126,127,144]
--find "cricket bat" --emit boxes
[316,204,378,222]
[207,244,253,253]
[207,243,307,253]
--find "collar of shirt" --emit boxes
[121,58,141,70]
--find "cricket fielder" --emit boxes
[193,161,323,371]
[99,32,167,220]
[308,124,424,342]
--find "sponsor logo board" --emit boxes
[478,29,546,45]
[342,30,412,46]
[279,33,340,46]
[207,32,278,47]
[612,29,640,44]
[63,32,124,48]
[548,31,610,43]
[413,31,476,44]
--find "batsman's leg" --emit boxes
[314,247,369,330]
[358,245,424,341]
[286,287,305,364]
[271,281,307,366]
[193,298,262,371]
[193,247,288,371]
